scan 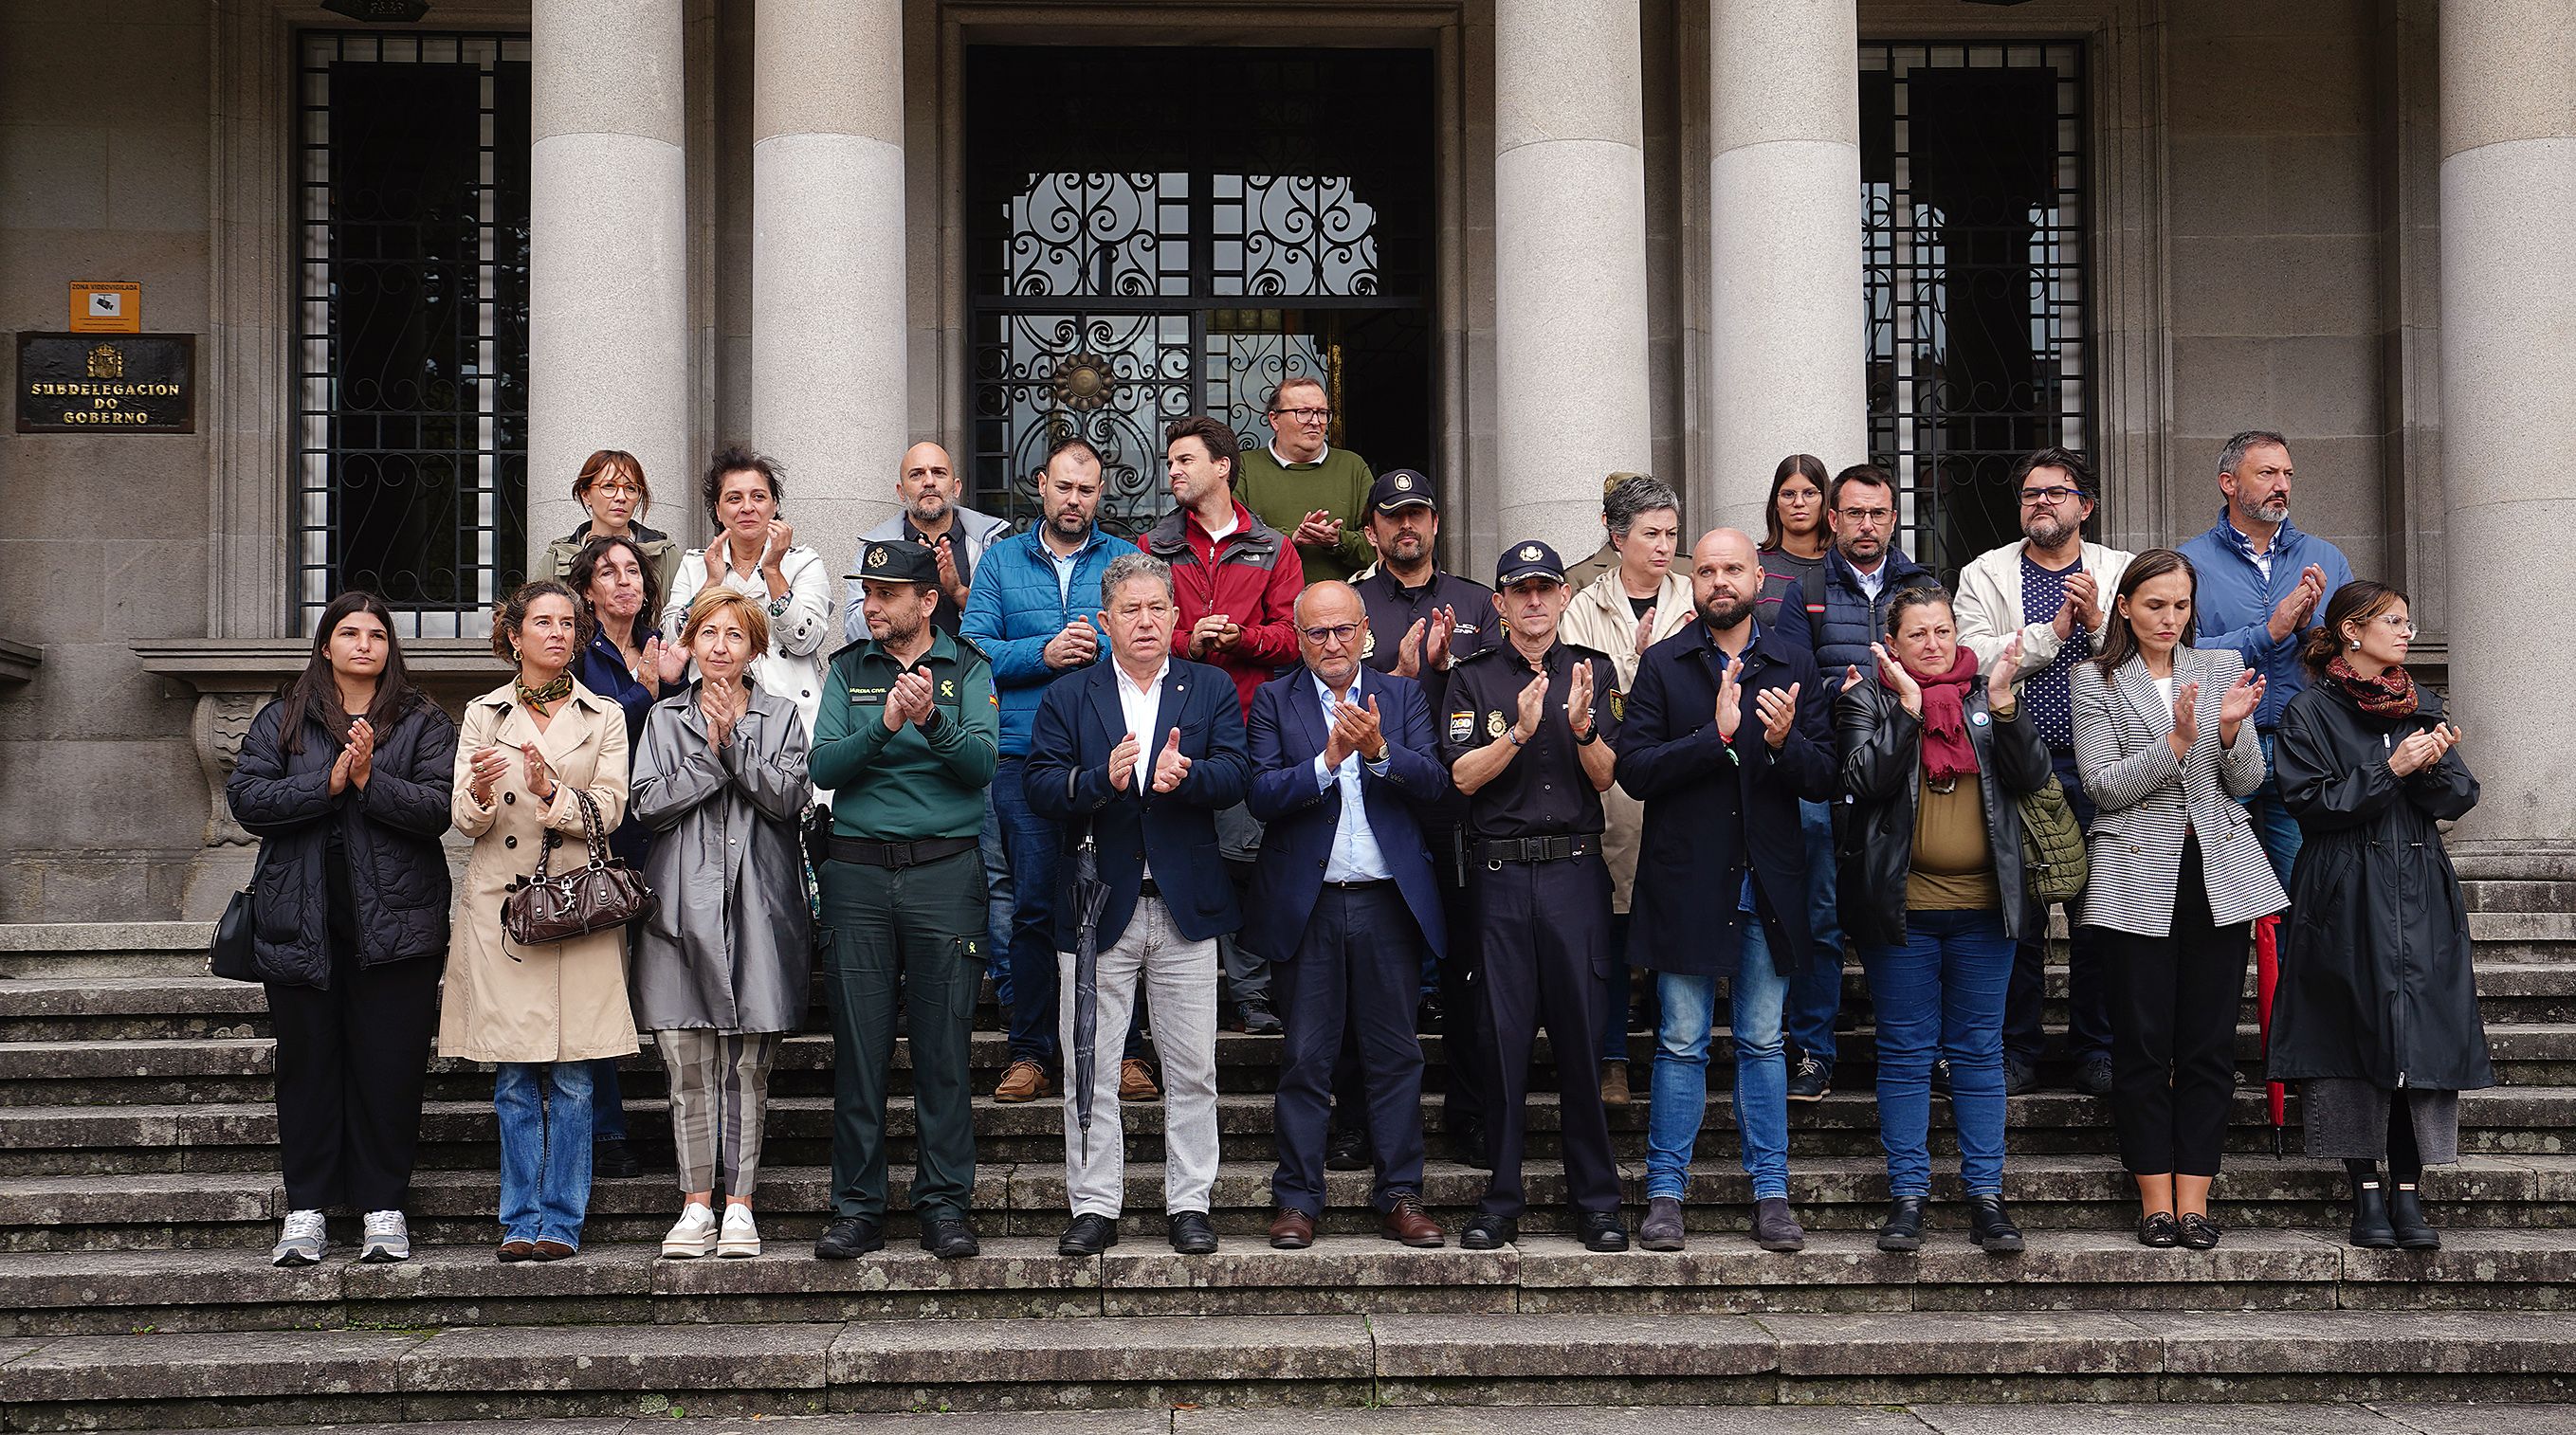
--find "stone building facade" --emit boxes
[0,0,2567,919]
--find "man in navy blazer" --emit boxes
[1614,528,1836,1256]
[1025,552,1250,1260]
[1245,581,1452,1250]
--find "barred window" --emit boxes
[1862,42,2091,584]
[295,32,531,635]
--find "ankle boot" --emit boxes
[1966,1193,2024,1254]
[2388,1185,2440,1250]
[2348,1173,2397,1248]
[1875,1195,1926,1253]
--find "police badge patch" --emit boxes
[1449,710,1474,745]
[1487,711,1507,738]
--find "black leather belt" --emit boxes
[1137,877,1160,899]
[825,834,978,869]
[1472,834,1598,866]
[1322,878,1397,891]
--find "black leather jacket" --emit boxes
[1834,674,2054,947]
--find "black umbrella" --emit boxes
[1069,828,1111,1160]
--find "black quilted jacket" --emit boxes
[225,698,458,987]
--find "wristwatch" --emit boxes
[1573,726,1599,747]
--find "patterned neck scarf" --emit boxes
[515,672,574,712]
[2326,655,2418,718]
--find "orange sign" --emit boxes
[69,282,140,334]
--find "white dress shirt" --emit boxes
[1114,657,1170,880]
[1309,674,1394,882]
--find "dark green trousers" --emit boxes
[818,847,986,1223]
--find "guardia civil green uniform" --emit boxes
[810,539,1000,1247]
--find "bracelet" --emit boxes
[1506,727,1527,748]
[1573,726,1599,747]
[767,596,790,618]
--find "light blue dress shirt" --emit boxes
[1309,674,1395,882]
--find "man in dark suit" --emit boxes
[1247,580,1452,1251]
[1615,528,1836,1254]
[1025,551,1251,1259]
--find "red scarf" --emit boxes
[1888,647,1982,782]
[2327,655,2419,718]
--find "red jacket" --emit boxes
[1142,500,1305,716]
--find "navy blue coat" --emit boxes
[1243,665,1452,966]
[1812,545,1940,676]
[1612,622,1836,977]
[1025,655,1251,951]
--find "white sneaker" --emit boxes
[717,1203,761,1259]
[271,1208,327,1267]
[358,1209,411,1262]
[661,1202,719,1260]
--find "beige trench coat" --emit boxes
[1559,565,1694,915]
[437,681,642,1064]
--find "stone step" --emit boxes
[6,1226,2574,1338]
[7,1081,2574,1180]
[2,1308,2571,1427]
[0,923,220,979]
[8,1153,2574,1254]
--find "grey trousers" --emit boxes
[651,1029,782,1198]
[1060,896,1220,1219]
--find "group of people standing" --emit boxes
[225,394,2488,1269]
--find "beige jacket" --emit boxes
[1559,565,1694,914]
[438,681,641,1065]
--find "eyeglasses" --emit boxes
[1836,506,1895,526]
[591,481,642,498]
[2371,615,2419,637]
[1270,407,1330,424]
[2019,485,2082,507]
[1299,623,1361,647]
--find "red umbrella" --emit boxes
[2254,912,2286,1157]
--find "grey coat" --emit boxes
[628,683,814,1033]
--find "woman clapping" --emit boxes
[2266,581,2487,1250]
[1836,589,2054,1255]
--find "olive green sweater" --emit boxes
[1236,445,1377,585]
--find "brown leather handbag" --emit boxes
[500,788,654,951]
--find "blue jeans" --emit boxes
[1861,909,2013,1197]
[1646,918,1787,1201]
[1782,799,1846,1063]
[994,756,1061,1067]
[981,792,1014,1009]
[2245,732,2303,895]
[587,1059,625,1140]
[494,1061,594,1247]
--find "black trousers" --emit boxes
[1474,852,1620,1218]
[265,944,441,1212]
[2102,838,2250,1177]
[1271,883,1430,1216]
[1329,831,1489,1151]
[2004,750,2111,1066]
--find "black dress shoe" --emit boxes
[2137,1211,2182,1248]
[1459,1213,1518,1250]
[1875,1194,1927,1253]
[2178,1212,2222,1250]
[1238,1001,1283,1036]
[1168,1209,1218,1254]
[813,1216,885,1261]
[918,1217,980,1260]
[1577,1209,1629,1253]
[1325,1126,1373,1172]
[1057,1213,1119,1258]
[1967,1194,2023,1254]
[2001,1059,2039,1097]
[2388,1187,2440,1250]
[594,1136,642,1180]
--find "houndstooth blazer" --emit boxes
[2071,646,2290,936]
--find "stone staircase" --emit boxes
[1,900,2574,1431]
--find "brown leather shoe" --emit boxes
[994,1060,1051,1103]
[496,1240,537,1263]
[530,1240,576,1262]
[1268,1208,1316,1249]
[1119,1058,1160,1102]
[1380,1196,1444,1248]
[1599,1060,1632,1106]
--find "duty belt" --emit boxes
[1472,833,1599,867]
[824,834,979,869]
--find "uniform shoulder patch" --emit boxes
[1448,709,1475,745]
[1608,688,1626,721]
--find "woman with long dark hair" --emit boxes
[226,591,456,1266]
[565,534,688,1179]
[2268,581,2487,1250]
[2072,548,2286,1249]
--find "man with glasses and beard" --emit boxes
[845,442,1013,643]
[1953,447,2133,1098]
[1782,464,1939,1104]
[1614,529,1835,1253]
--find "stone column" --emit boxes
[2439,0,2576,855]
[752,0,907,589]
[1492,0,1653,558]
[1706,0,1867,532]
[529,0,692,555]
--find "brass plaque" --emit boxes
[16,333,195,434]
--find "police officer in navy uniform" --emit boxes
[1437,539,1627,1252]
[1352,469,1501,1165]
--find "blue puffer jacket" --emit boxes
[959,523,1135,758]
[1811,544,1940,676]
[2176,511,2352,731]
